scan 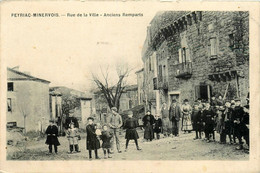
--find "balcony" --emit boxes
[174,62,192,79]
[158,76,168,90]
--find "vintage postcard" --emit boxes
[0,1,259,173]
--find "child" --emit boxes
[216,106,226,144]
[202,102,215,143]
[191,104,203,140]
[67,122,80,153]
[124,111,141,151]
[100,125,113,159]
[45,120,60,154]
[153,114,162,140]
[86,117,101,160]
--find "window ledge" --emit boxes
[210,55,217,60]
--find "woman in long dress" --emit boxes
[142,110,155,141]
[182,99,193,133]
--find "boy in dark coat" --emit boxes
[124,111,141,151]
[224,101,234,144]
[153,114,162,140]
[202,102,215,143]
[242,105,249,150]
[191,104,203,140]
[86,117,101,160]
[233,99,245,150]
[100,124,113,159]
[45,120,60,154]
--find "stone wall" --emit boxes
[144,11,249,106]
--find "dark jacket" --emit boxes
[233,106,244,123]
[192,110,203,131]
[154,118,162,133]
[45,125,60,146]
[86,124,100,150]
[142,115,155,127]
[124,117,139,140]
[100,130,113,149]
[65,117,79,129]
[202,108,215,125]
[169,104,182,122]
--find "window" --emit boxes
[158,65,162,82]
[210,38,217,56]
[179,47,191,63]
[149,57,152,71]
[229,34,234,48]
[195,85,212,101]
[8,82,14,92]
[7,98,12,112]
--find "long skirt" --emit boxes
[144,124,154,140]
[182,114,193,131]
[162,118,171,134]
[125,129,139,140]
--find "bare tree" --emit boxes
[92,64,132,111]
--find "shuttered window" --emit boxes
[210,38,217,56]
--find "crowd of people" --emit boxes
[44,96,250,159]
[44,107,142,160]
[143,96,250,152]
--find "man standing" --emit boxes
[108,107,123,153]
[65,109,79,130]
[169,99,182,137]
[233,99,245,150]
[161,102,170,137]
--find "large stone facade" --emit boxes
[142,11,249,110]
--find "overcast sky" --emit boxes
[2,2,158,92]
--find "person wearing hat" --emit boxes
[65,109,79,130]
[108,107,123,153]
[169,99,182,137]
[142,110,155,141]
[181,99,193,133]
[216,106,226,144]
[223,101,235,144]
[45,120,60,154]
[242,105,249,150]
[124,111,141,151]
[233,98,245,150]
[191,103,203,140]
[160,102,171,137]
[86,117,101,160]
[202,102,215,143]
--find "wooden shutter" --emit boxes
[178,48,182,63]
[186,48,191,62]
[195,86,200,100]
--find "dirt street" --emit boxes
[7,130,249,160]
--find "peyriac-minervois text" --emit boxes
[11,13,60,17]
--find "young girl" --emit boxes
[153,115,162,140]
[124,111,141,151]
[67,122,80,153]
[100,124,113,159]
[45,120,60,154]
[86,117,101,160]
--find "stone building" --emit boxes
[141,11,249,111]
[50,86,93,127]
[135,68,145,105]
[7,67,50,132]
